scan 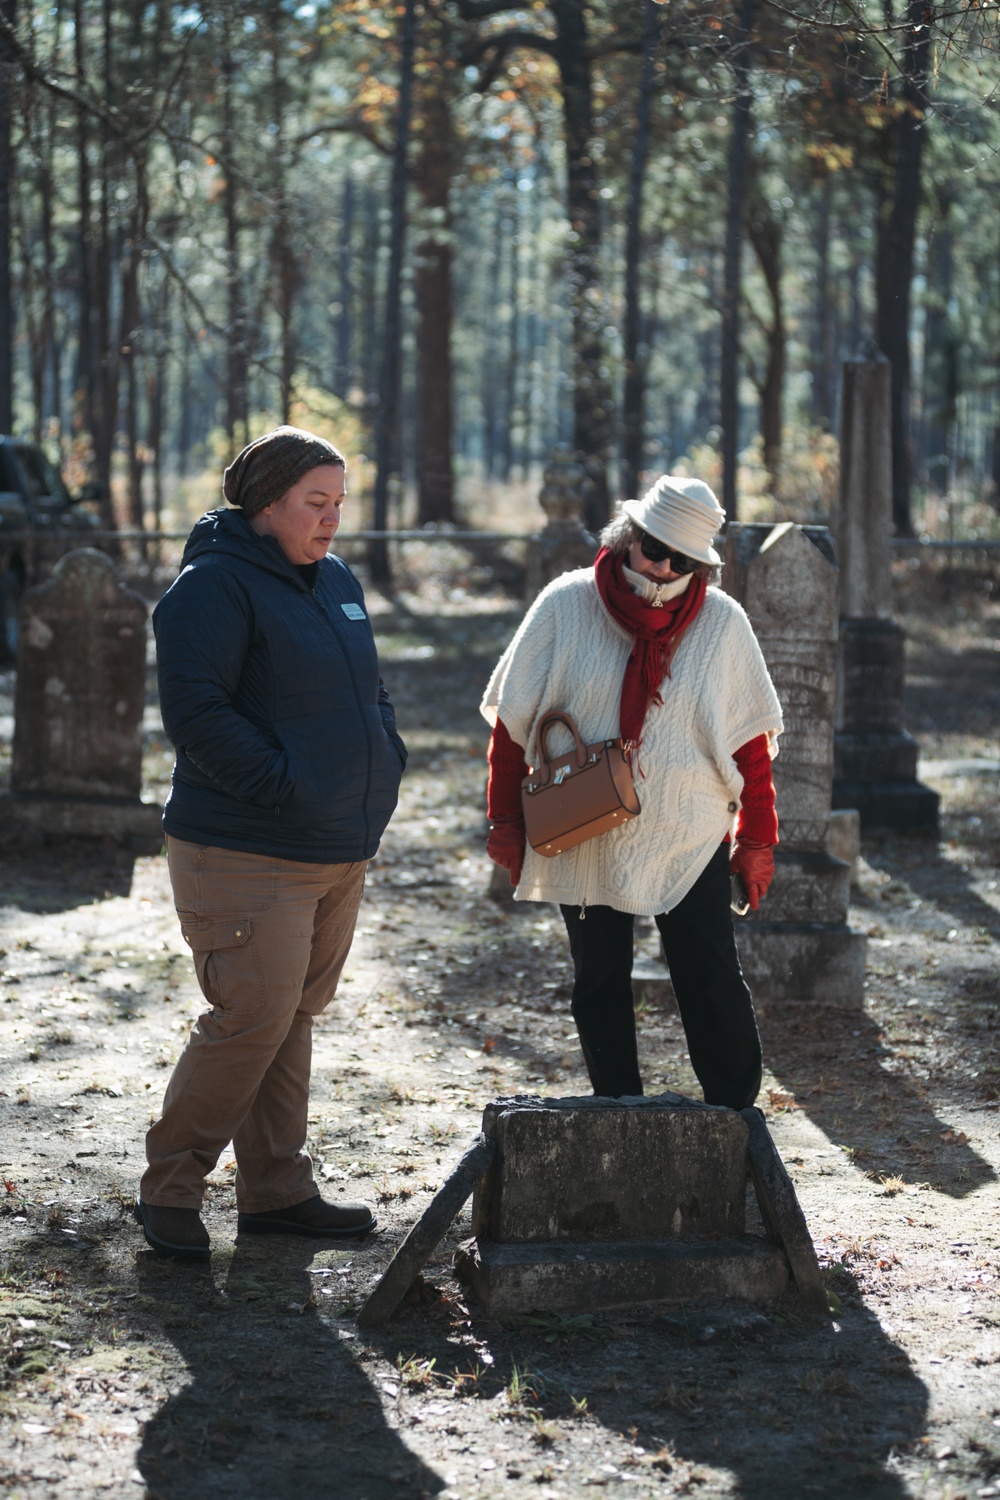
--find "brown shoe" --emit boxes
[237,1195,375,1240]
[133,1198,211,1258]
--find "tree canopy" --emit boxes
[1,0,998,536]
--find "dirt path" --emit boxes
[1,566,998,1500]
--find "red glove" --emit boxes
[730,838,775,911]
[487,819,525,888]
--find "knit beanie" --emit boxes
[222,426,345,517]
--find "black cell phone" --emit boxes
[730,871,750,917]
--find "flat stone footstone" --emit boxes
[740,1107,828,1315]
[356,1135,495,1330]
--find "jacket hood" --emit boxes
[180,506,309,586]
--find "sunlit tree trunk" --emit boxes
[147,275,168,537]
[268,0,296,423]
[747,201,784,494]
[122,165,148,533]
[720,0,755,523]
[370,0,417,584]
[92,0,118,510]
[874,0,932,537]
[221,7,247,457]
[334,172,354,399]
[413,80,456,523]
[550,0,613,529]
[0,0,13,435]
[621,0,656,501]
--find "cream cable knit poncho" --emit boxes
[481,568,784,916]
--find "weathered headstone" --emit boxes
[491,450,600,901]
[831,352,939,833]
[524,447,598,603]
[723,522,866,1005]
[450,1093,824,1317]
[2,548,162,844]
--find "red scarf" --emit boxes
[594,546,707,743]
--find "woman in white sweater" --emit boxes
[482,476,783,1108]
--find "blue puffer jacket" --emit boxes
[154,508,406,862]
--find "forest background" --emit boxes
[0,0,999,562]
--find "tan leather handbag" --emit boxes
[521,710,641,857]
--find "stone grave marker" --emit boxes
[358,1092,827,1325]
[723,522,866,1005]
[2,548,162,844]
[523,447,598,603]
[492,447,599,901]
[831,352,939,832]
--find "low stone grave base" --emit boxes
[736,922,867,1006]
[831,778,940,834]
[0,791,163,849]
[455,1234,790,1318]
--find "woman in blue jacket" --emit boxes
[134,426,405,1259]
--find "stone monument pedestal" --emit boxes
[734,848,866,1007]
[831,354,939,834]
[454,1093,826,1317]
[832,619,939,832]
[3,549,162,849]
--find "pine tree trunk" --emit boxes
[810,174,833,430]
[122,168,148,534]
[747,208,784,494]
[370,0,418,584]
[413,83,455,524]
[0,0,16,436]
[550,0,613,530]
[481,194,504,479]
[874,0,932,537]
[268,0,296,424]
[720,0,755,523]
[620,0,656,501]
[221,9,247,457]
[334,173,354,399]
[92,0,117,511]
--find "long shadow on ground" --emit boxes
[761,1002,996,1198]
[135,1236,442,1500]
[373,1275,928,1500]
[0,840,138,915]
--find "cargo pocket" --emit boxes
[178,913,265,1018]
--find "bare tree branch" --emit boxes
[295,115,393,156]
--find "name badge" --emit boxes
[341,602,366,621]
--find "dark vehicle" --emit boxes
[0,437,102,662]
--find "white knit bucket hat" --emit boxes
[622,475,725,566]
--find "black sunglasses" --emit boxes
[638,530,697,573]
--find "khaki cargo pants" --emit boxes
[141,837,367,1213]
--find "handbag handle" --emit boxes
[533,710,588,788]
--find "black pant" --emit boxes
[560,844,762,1109]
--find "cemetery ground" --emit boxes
[0,557,998,1500]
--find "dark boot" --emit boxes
[237,1194,375,1240]
[132,1198,210,1259]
